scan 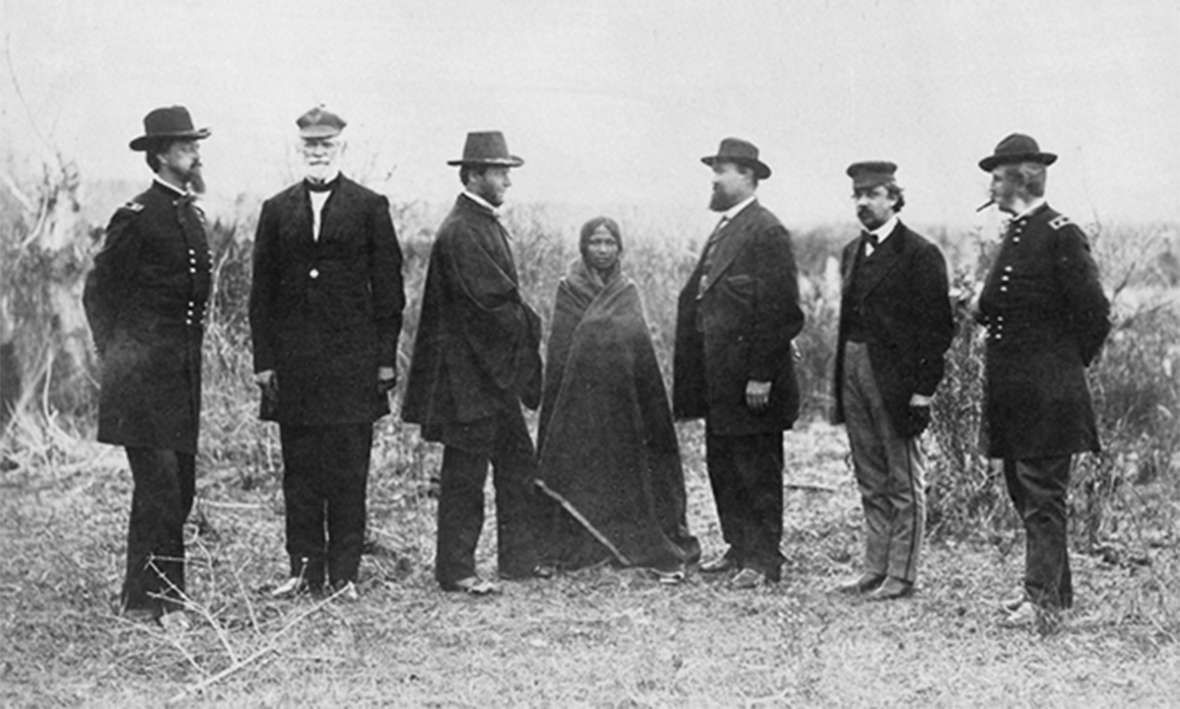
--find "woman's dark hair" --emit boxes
[579,216,623,258]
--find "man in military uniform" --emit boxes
[975,133,1111,627]
[83,105,212,632]
[402,131,547,595]
[831,162,954,600]
[673,138,805,589]
[249,106,405,600]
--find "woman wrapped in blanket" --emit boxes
[535,217,700,581]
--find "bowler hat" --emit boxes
[297,105,347,139]
[847,161,898,190]
[447,131,524,167]
[978,133,1057,172]
[129,105,211,151]
[701,137,772,180]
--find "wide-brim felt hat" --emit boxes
[129,105,211,151]
[701,137,772,180]
[978,133,1057,171]
[447,131,524,167]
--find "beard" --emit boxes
[187,164,206,195]
[709,187,737,212]
[305,161,340,184]
[857,207,885,230]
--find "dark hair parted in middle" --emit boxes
[579,216,623,258]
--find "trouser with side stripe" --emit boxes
[841,341,926,583]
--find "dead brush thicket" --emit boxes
[2,181,1180,704]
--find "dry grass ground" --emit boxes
[2,420,1178,708]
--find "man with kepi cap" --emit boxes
[975,133,1110,628]
[83,105,213,633]
[249,105,405,600]
[831,161,953,601]
[403,131,548,595]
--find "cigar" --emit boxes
[975,198,995,212]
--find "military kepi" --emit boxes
[979,133,1057,172]
[701,137,772,180]
[129,105,211,151]
[448,131,524,167]
[297,105,346,139]
[846,161,897,190]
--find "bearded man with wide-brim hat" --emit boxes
[249,105,405,601]
[672,137,805,589]
[83,105,213,634]
[975,133,1111,629]
[403,131,548,595]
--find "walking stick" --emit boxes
[533,479,631,566]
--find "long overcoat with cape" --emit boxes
[537,259,700,571]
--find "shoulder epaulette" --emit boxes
[1048,214,1071,230]
[119,201,145,213]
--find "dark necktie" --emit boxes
[305,176,339,193]
[862,230,879,248]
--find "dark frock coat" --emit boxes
[401,194,542,441]
[832,222,955,434]
[249,176,405,425]
[83,181,212,454]
[673,200,804,435]
[977,204,1110,459]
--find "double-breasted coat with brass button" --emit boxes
[976,204,1110,459]
[249,176,405,425]
[83,181,212,454]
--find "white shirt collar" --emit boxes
[718,194,757,222]
[462,190,501,217]
[153,176,189,197]
[868,214,900,242]
[1012,198,1046,222]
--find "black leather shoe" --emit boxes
[441,576,500,596]
[699,553,741,574]
[1001,591,1026,612]
[500,564,556,581]
[729,568,768,589]
[833,573,885,595]
[866,577,915,601]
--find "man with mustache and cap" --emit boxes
[83,105,212,633]
[403,131,547,595]
[831,161,954,601]
[673,138,805,589]
[975,133,1110,628]
[249,106,405,600]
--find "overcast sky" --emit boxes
[3,0,1178,229]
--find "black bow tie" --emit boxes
[862,230,879,247]
[305,176,339,193]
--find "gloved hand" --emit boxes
[900,404,932,437]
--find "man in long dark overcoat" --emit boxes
[975,133,1110,627]
[831,162,954,601]
[249,106,404,599]
[673,138,805,588]
[83,105,212,632]
[402,131,545,595]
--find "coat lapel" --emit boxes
[700,201,758,296]
[840,240,860,297]
[317,177,356,243]
[283,183,315,245]
[855,222,907,297]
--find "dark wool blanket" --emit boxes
[537,260,700,572]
